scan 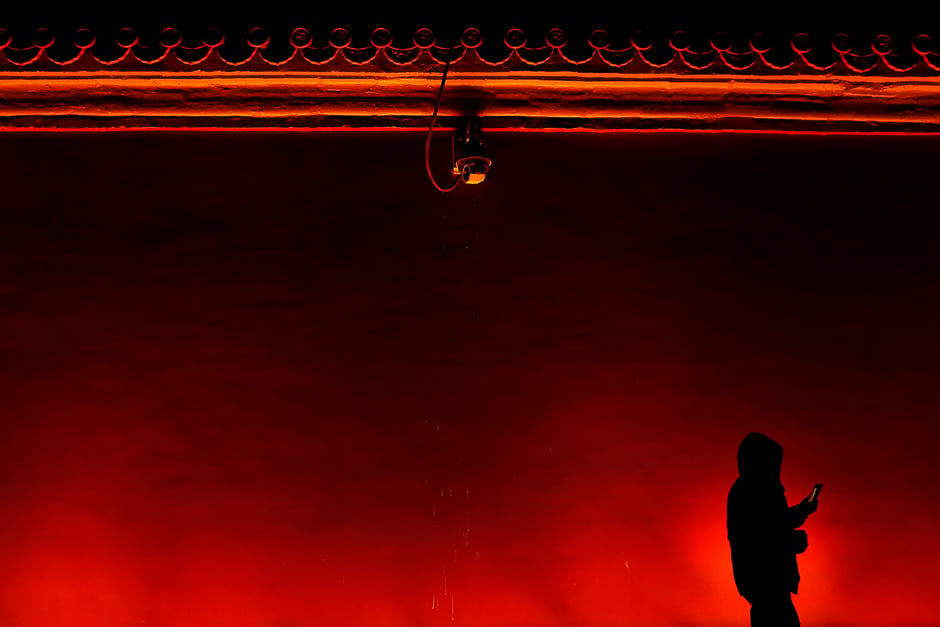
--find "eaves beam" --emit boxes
[3,71,940,132]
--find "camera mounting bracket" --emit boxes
[451,117,492,185]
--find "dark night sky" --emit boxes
[2,1,933,43]
[0,132,938,626]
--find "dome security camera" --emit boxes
[452,118,491,185]
[456,156,491,184]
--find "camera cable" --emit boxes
[425,49,462,193]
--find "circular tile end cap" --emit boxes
[913,34,933,55]
[546,28,566,48]
[872,34,892,55]
[669,31,690,52]
[832,33,852,54]
[370,27,392,48]
[116,28,138,48]
[631,30,653,51]
[290,28,312,48]
[247,27,269,48]
[711,32,731,52]
[791,33,812,54]
[330,27,351,48]
[461,28,482,49]
[160,27,182,48]
[750,33,771,54]
[588,29,609,50]
[33,28,55,49]
[73,28,95,49]
[504,28,525,49]
[414,28,435,48]
[204,27,224,48]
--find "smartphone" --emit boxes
[809,484,823,502]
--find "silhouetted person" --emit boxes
[727,433,819,627]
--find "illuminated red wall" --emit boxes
[0,132,937,627]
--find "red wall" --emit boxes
[0,132,938,627]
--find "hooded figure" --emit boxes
[727,433,818,627]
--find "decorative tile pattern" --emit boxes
[0,27,937,74]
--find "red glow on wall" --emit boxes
[0,132,938,627]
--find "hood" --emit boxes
[737,432,784,483]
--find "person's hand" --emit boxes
[800,496,819,515]
[792,529,808,554]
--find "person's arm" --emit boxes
[787,503,810,529]
[787,496,819,530]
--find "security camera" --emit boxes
[452,118,491,185]
[456,156,491,184]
